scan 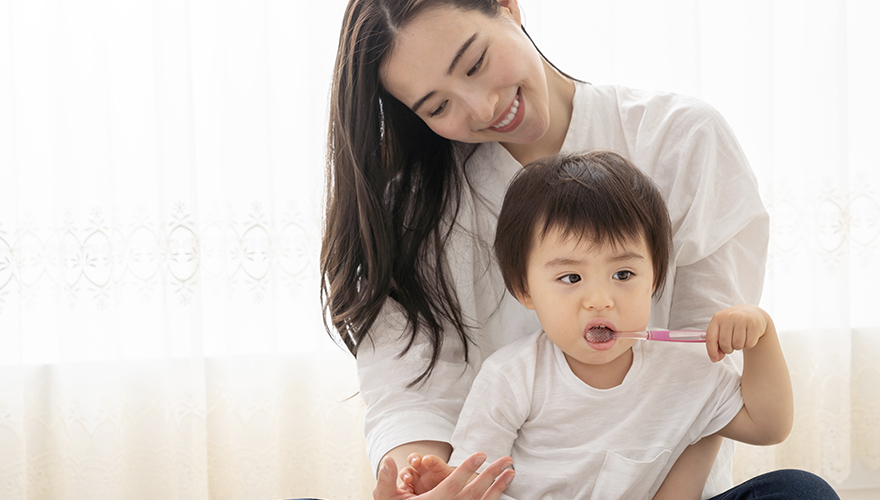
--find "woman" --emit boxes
[321,0,832,499]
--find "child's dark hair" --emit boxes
[494,151,673,299]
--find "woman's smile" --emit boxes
[488,88,523,132]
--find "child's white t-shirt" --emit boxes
[449,329,743,500]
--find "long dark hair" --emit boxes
[321,0,573,386]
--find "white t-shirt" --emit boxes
[449,330,743,500]
[356,82,768,494]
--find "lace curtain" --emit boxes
[0,0,877,499]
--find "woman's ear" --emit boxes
[496,0,523,25]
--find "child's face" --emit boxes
[517,226,655,380]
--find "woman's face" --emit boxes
[379,2,552,146]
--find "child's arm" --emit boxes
[708,305,794,445]
[652,434,722,500]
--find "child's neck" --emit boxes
[566,348,634,390]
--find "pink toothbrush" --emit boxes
[586,328,706,343]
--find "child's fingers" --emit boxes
[731,323,748,351]
[407,453,423,469]
[398,465,418,485]
[717,321,735,356]
[705,322,724,363]
[421,454,451,474]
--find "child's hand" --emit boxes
[399,453,455,494]
[705,304,769,363]
[374,452,515,500]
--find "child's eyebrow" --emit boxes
[543,252,645,268]
[544,257,582,268]
[609,251,646,262]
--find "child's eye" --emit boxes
[560,274,581,284]
[429,100,448,117]
[467,51,486,77]
[613,270,634,281]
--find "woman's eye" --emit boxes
[429,100,448,117]
[613,270,634,281]
[467,51,485,77]
[560,274,581,284]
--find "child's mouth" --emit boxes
[585,325,615,344]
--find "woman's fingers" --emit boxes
[373,457,402,499]
[479,467,516,500]
[439,453,513,500]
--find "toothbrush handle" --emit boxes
[647,330,706,342]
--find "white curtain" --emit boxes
[0,0,877,498]
[0,0,372,498]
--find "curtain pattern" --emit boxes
[0,0,878,498]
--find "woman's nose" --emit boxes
[463,88,497,124]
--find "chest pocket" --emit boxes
[589,447,672,500]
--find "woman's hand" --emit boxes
[372,451,515,500]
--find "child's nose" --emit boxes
[583,287,613,311]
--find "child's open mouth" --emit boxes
[585,325,615,344]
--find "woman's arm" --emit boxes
[653,434,723,500]
[357,300,478,475]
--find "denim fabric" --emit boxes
[287,469,838,500]
[709,469,840,500]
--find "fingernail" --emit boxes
[474,454,486,467]
[381,459,390,476]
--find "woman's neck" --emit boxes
[502,63,576,166]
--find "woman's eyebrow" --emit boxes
[411,33,478,113]
[447,33,478,75]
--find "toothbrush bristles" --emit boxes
[586,326,615,343]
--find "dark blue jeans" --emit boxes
[289,469,839,500]
[709,469,839,499]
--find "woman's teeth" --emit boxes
[492,94,520,129]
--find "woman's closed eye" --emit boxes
[429,100,448,117]
[466,50,486,77]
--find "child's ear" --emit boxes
[514,288,535,310]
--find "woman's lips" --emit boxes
[489,88,523,133]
